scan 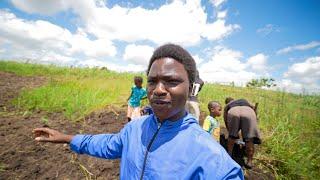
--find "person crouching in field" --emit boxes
[127,76,147,122]
[224,97,261,169]
[202,101,222,141]
[33,44,243,179]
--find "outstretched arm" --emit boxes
[33,128,74,143]
[33,127,126,159]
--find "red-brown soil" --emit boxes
[0,71,275,180]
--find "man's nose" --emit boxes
[154,82,167,96]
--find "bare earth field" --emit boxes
[0,71,274,179]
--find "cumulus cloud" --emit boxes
[246,53,268,72]
[0,10,116,65]
[272,56,320,93]
[10,0,239,46]
[277,41,320,55]
[198,46,263,85]
[202,19,240,41]
[11,0,71,15]
[192,55,204,65]
[217,10,227,19]
[284,56,320,84]
[275,79,320,94]
[211,0,227,7]
[123,44,154,65]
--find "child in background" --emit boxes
[127,76,147,122]
[203,101,222,141]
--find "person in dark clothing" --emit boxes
[224,97,261,168]
[185,70,204,120]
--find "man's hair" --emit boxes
[208,101,221,110]
[134,76,143,83]
[146,44,196,85]
[225,97,234,104]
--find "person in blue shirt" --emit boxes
[127,76,147,122]
[33,44,244,180]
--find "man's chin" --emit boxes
[153,111,169,122]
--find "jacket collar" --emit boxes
[150,112,198,132]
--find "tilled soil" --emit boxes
[0,72,125,179]
[0,71,275,180]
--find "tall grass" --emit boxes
[1,60,319,178]
[0,61,144,120]
[199,84,320,179]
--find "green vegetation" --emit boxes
[0,61,146,120]
[1,61,319,179]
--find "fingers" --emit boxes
[33,127,52,142]
[32,127,51,133]
[35,136,50,142]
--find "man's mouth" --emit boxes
[151,99,171,107]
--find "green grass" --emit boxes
[1,60,319,179]
[0,61,145,120]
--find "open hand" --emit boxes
[32,128,74,143]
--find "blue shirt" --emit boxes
[70,113,244,179]
[128,85,147,107]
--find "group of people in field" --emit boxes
[33,44,261,179]
[126,73,261,170]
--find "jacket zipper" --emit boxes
[139,122,162,180]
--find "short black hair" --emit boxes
[134,76,143,83]
[225,97,234,104]
[147,44,196,85]
[208,101,221,110]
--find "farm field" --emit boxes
[0,61,319,179]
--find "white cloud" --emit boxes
[217,10,227,19]
[276,56,320,94]
[123,44,154,65]
[277,41,320,55]
[211,0,227,7]
[284,56,320,84]
[0,10,116,64]
[11,0,239,46]
[199,46,259,85]
[256,24,280,36]
[202,19,240,41]
[246,53,268,72]
[275,79,320,94]
[69,29,117,57]
[11,0,71,15]
[192,55,204,65]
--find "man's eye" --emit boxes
[167,80,180,85]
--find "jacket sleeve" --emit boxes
[197,139,244,180]
[69,127,127,159]
[211,149,244,180]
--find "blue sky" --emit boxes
[0,0,319,93]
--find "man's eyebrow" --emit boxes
[148,74,183,79]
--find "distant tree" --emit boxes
[246,78,276,88]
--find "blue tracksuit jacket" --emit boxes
[70,113,243,179]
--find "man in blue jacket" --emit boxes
[33,44,244,180]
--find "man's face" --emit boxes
[147,58,189,122]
